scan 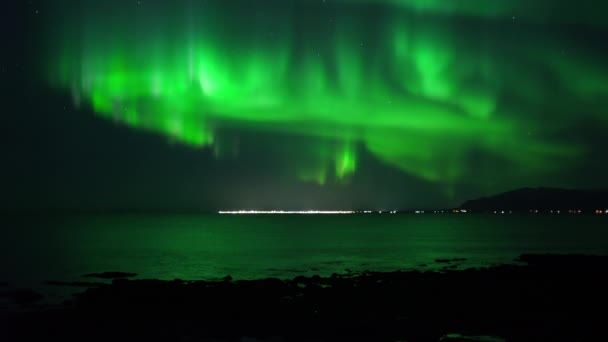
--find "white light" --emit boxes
[218,210,356,215]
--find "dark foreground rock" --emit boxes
[82,272,137,279]
[435,258,467,263]
[44,281,105,287]
[3,254,608,341]
[0,289,43,305]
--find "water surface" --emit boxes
[1,214,607,288]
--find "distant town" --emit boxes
[218,209,608,215]
[220,187,608,215]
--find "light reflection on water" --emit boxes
[1,214,607,288]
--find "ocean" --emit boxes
[2,213,607,289]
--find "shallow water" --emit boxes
[1,214,607,288]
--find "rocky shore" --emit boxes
[2,254,608,341]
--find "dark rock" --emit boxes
[2,289,44,304]
[82,272,137,279]
[3,254,608,341]
[44,280,104,287]
[111,278,130,286]
[435,258,467,263]
[517,253,608,268]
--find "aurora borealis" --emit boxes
[5,0,608,209]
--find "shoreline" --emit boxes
[3,254,608,341]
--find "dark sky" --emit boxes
[2,1,608,211]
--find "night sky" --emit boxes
[3,0,608,211]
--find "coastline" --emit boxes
[2,254,607,341]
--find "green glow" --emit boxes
[46,1,606,190]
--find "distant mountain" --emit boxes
[460,187,608,212]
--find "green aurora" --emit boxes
[45,0,608,192]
